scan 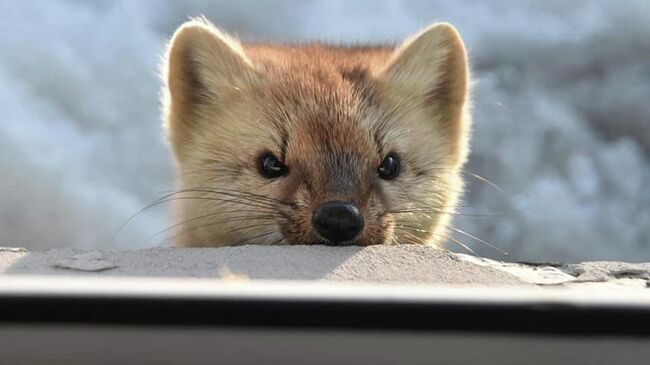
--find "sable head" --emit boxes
[162,19,471,247]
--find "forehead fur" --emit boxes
[245,47,387,147]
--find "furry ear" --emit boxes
[162,19,255,150]
[379,23,470,160]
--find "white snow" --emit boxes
[0,0,648,261]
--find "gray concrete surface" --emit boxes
[1,245,649,289]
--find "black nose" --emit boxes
[312,201,364,244]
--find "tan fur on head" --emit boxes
[161,18,472,247]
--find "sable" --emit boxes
[161,18,472,247]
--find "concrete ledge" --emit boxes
[1,245,649,289]
[2,245,649,365]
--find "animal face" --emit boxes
[162,19,471,247]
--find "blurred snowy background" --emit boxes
[0,0,648,262]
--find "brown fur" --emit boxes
[161,18,471,247]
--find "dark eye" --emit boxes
[378,153,400,180]
[259,153,287,179]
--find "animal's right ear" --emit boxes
[162,19,255,150]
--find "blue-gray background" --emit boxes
[1,0,648,262]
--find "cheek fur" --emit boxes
[388,170,464,245]
[355,192,394,245]
[276,184,318,245]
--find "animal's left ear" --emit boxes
[379,23,470,161]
